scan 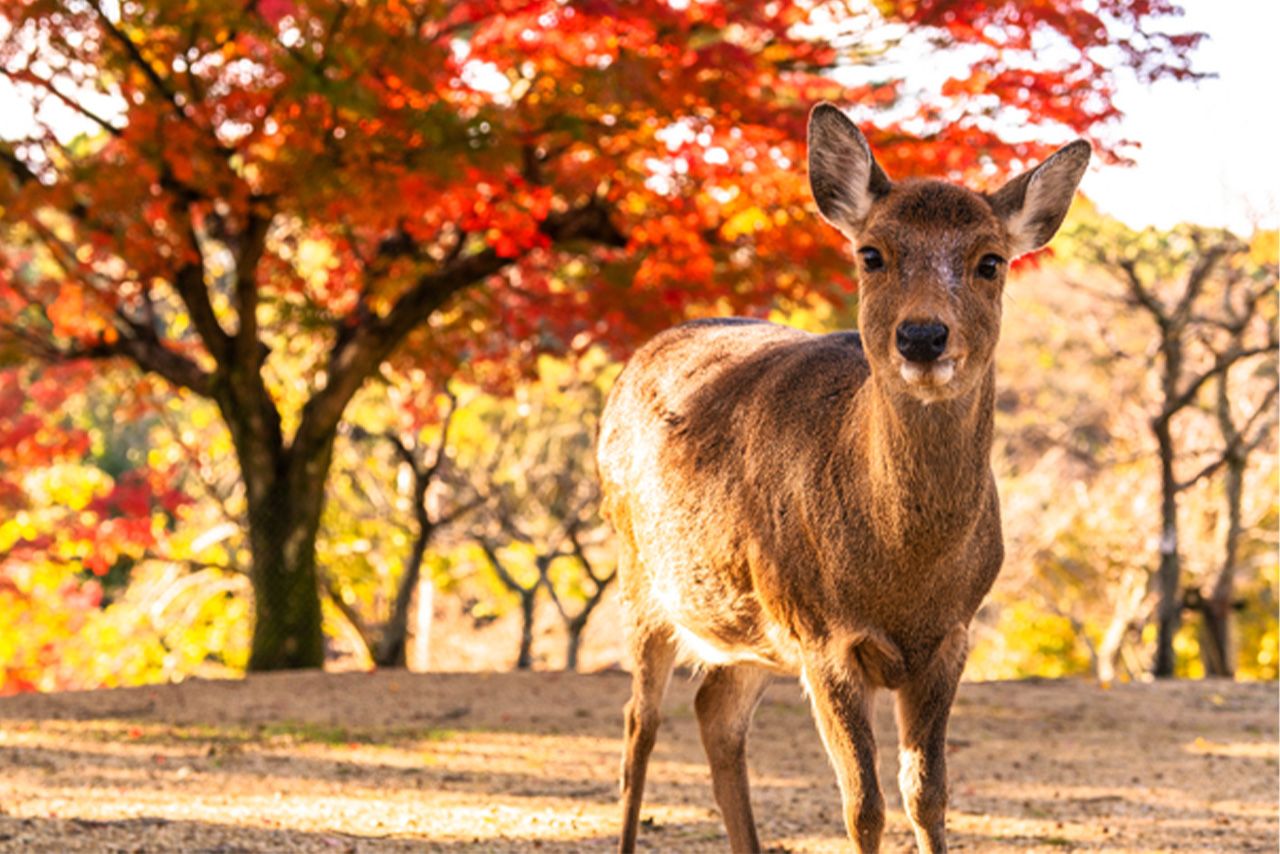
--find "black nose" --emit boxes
[896,322,949,363]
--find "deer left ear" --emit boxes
[988,140,1091,258]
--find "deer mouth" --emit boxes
[899,357,959,392]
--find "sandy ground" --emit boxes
[0,671,1274,853]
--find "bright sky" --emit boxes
[1086,0,1280,234]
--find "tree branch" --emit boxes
[294,198,626,458]
[90,2,235,159]
[90,331,214,396]
[1157,339,1280,429]
[478,539,538,596]
[1114,256,1167,328]
[232,209,272,364]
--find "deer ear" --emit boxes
[989,140,1091,258]
[808,103,892,240]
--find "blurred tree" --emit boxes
[0,0,1205,669]
[314,378,481,669]
[462,354,616,671]
[349,389,483,668]
[1185,235,1278,678]
[1066,223,1277,678]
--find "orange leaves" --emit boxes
[44,286,116,346]
[45,288,87,339]
[0,3,1208,392]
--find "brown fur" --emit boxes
[598,103,1089,853]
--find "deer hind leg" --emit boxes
[894,626,968,854]
[694,664,772,853]
[618,623,677,853]
[803,656,884,854]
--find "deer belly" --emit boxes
[649,564,800,672]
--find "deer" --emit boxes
[596,102,1090,853]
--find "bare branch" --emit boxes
[1158,339,1280,428]
[1171,241,1232,329]
[422,387,460,486]
[477,539,538,595]
[1115,257,1168,327]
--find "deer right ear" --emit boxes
[808,103,892,240]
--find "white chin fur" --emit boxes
[899,358,956,389]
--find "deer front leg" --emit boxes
[894,625,968,854]
[803,656,884,853]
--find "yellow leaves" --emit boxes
[0,514,40,553]
[721,205,771,241]
[24,463,112,513]
[1247,229,1278,267]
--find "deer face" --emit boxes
[854,181,1006,401]
[807,103,1090,402]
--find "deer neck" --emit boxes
[849,366,997,550]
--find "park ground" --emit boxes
[0,671,1275,852]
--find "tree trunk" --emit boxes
[375,522,430,668]
[1152,421,1181,679]
[516,592,536,670]
[408,574,434,673]
[1197,598,1232,677]
[234,403,336,671]
[1152,329,1185,680]
[1201,453,1246,678]
[1096,570,1148,685]
[565,620,584,672]
[244,459,329,671]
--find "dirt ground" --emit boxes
[0,672,1274,853]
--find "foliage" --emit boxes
[0,363,248,694]
[0,1,1212,682]
[0,0,1206,670]
[453,352,619,670]
[976,211,1279,683]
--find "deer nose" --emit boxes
[895,322,949,363]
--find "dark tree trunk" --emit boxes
[565,620,584,672]
[1152,420,1182,679]
[229,387,335,671]
[243,449,332,671]
[1198,598,1233,677]
[516,591,536,670]
[375,521,430,668]
[1201,452,1246,678]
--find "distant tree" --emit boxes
[461,356,615,671]
[1079,226,1278,678]
[1185,242,1278,677]
[346,389,483,668]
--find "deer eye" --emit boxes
[858,247,885,272]
[976,253,1004,280]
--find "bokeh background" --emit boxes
[0,0,1275,693]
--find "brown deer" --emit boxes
[596,103,1090,853]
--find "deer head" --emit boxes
[808,103,1090,403]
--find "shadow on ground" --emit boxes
[0,672,1275,852]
